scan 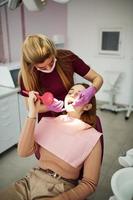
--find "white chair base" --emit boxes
[118,148,133,167]
[100,104,128,113]
[109,195,118,200]
[111,168,133,200]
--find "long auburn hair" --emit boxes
[76,83,96,128]
[18,34,71,94]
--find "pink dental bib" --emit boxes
[34,115,102,168]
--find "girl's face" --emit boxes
[64,84,90,115]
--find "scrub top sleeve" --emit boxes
[71,52,91,76]
[19,76,28,97]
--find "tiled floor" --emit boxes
[0,108,133,200]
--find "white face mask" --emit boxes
[37,58,57,73]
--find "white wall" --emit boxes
[1,0,133,105]
[1,6,22,62]
[67,0,133,105]
[1,0,67,62]
[24,1,67,40]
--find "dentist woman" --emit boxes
[19,34,103,121]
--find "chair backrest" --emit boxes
[96,115,104,161]
[102,70,122,92]
[96,115,103,133]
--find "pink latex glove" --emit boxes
[72,85,96,107]
[47,98,64,112]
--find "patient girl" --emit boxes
[0,83,103,200]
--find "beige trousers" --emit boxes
[0,167,75,200]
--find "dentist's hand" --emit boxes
[47,98,64,113]
[72,85,96,107]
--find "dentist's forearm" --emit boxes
[84,69,103,92]
[92,75,103,91]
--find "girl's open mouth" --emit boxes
[67,101,73,105]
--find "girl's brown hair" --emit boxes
[77,83,96,128]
